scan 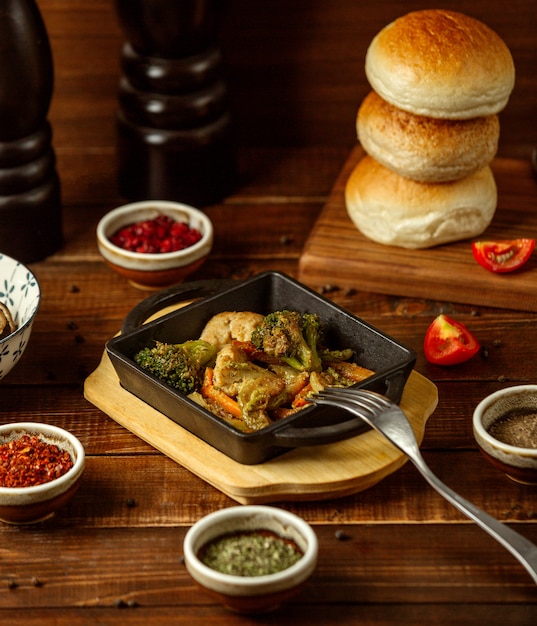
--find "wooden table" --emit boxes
[1,144,536,625]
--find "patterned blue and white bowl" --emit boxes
[0,254,41,380]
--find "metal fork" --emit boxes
[308,387,537,584]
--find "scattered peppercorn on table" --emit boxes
[2,1,537,625]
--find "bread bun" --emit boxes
[345,156,497,249]
[365,9,515,119]
[357,91,500,182]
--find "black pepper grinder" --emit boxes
[0,0,62,263]
[113,0,237,207]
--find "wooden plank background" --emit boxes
[0,3,535,623]
[41,0,537,179]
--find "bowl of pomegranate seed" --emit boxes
[0,422,85,524]
[97,200,213,290]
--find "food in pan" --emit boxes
[134,310,374,432]
[0,302,17,340]
[134,340,217,395]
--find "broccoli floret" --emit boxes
[250,310,322,373]
[319,347,354,363]
[301,312,322,370]
[134,339,217,394]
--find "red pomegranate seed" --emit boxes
[109,214,202,253]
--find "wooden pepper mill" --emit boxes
[113,0,237,207]
[0,0,62,263]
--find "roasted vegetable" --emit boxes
[208,343,286,430]
[135,310,374,433]
[250,310,322,373]
[319,347,354,363]
[134,339,217,394]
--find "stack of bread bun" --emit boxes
[345,10,515,249]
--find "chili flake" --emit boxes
[109,213,202,254]
[0,434,74,488]
[198,529,303,576]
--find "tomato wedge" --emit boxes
[471,239,535,273]
[424,314,480,366]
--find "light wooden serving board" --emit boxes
[299,147,537,311]
[84,350,437,503]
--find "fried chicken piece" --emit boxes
[199,311,265,351]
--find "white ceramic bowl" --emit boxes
[96,200,213,290]
[0,422,85,524]
[183,505,318,613]
[0,254,41,380]
[473,385,537,485]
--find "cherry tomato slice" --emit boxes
[424,314,480,366]
[471,239,535,273]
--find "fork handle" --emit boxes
[411,457,537,584]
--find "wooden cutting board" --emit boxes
[84,351,437,504]
[299,147,537,311]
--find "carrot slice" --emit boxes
[201,368,242,419]
[291,383,313,408]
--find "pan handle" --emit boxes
[121,278,238,334]
[271,414,370,447]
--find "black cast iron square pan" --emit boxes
[106,271,416,464]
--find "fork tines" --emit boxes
[313,387,393,409]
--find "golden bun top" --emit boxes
[365,9,515,119]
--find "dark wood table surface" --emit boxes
[2,1,537,623]
[1,144,536,625]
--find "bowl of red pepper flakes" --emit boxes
[97,200,214,290]
[0,422,85,524]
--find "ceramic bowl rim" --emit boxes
[0,422,85,496]
[96,200,213,265]
[0,254,41,345]
[183,505,318,595]
[473,384,537,456]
